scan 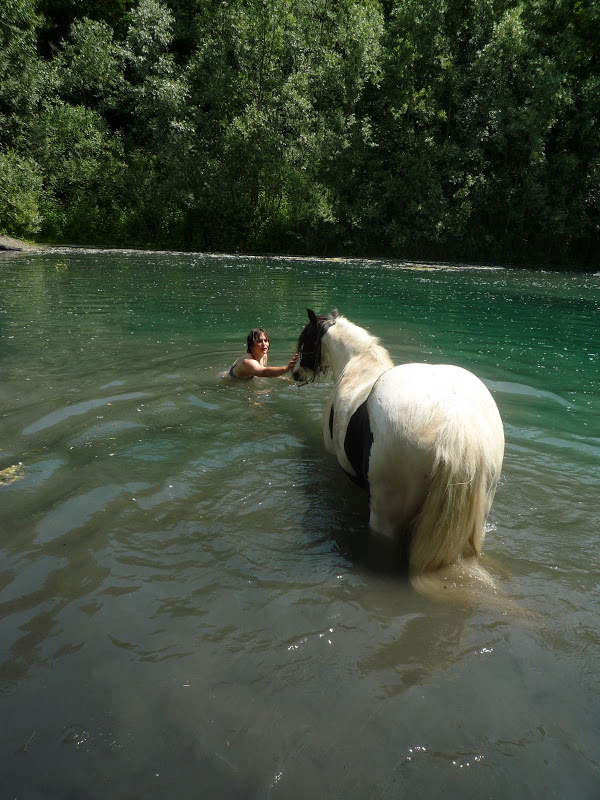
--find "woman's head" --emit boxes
[247,327,270,355]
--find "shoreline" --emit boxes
[0,236,595,273]
[0,235,44,252]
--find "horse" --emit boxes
[292,308,505,582]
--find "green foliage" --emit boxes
[35,0,134,54]
[1,0,598,265]
[0,150,43,236]
[0,0,45,146]
[55,18,125,109]
[28,103,125,242]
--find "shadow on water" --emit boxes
[293,418,410,578]
[334,527,411,579]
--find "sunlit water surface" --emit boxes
[1,250,599,798]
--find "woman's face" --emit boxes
[252,333,270,360]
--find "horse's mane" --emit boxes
[332,316,394,370]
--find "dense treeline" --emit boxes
[0,0,598,266]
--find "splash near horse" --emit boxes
[292,308,505,580]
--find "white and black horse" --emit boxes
[292,308,505,578]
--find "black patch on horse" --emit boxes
[329,405,334,439]
[343,399,373,493]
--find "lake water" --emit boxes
[1,249,599,799]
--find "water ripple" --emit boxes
[23,392,152,434]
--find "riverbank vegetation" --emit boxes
[1,0,598,266]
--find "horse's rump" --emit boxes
[366,363,504,572]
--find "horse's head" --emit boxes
[292,307,339,384]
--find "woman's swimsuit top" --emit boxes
[229,364,254,380]
[229,356,255,380]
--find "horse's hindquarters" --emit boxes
[367,429,432,540]
[366,364,504,569]
[368,364,504,463]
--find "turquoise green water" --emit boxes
[1,250,599,798]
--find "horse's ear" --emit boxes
[307,308,317,324]
[331,307,339,318]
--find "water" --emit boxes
[1,250,599,798]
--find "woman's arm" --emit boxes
[236,354,297,379]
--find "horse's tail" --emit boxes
[408,400,504,577]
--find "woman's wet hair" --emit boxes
[246,327,270,353]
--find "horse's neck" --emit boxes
[324,318,393,381]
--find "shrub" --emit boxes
[0,150,43,237]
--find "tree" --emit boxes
[0,0,45,148]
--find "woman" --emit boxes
[229,328,297,380]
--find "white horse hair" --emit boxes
[292,308,505,578]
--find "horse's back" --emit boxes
[370,363,502,444]
[375,361,498,409]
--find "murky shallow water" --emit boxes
[1,250,599,798]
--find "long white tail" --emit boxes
[408,400,504,575]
